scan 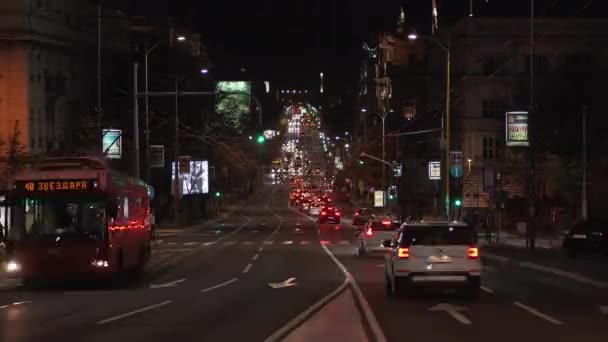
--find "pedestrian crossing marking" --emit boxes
[300,241,311,245]
[282,241,293,245]
[243,241,255,245]
[184,242,198,246]
[263,241,274,245]
[224,241,237,245]
[202,242,216,246]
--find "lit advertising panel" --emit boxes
[505,111,529,147]
[172,160,209,195]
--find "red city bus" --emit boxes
[4,157,152,282]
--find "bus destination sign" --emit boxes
[23,180,95,192]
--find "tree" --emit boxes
[0,121,28,190]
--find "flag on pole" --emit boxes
[432,0,439,35]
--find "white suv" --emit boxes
[384,222,481,298]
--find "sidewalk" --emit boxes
[478,231,563,250]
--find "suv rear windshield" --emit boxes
[400,225,476,246]
[370,221,399,231]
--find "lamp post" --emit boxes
[409,32,451,219]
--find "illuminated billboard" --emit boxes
[102,129,122,159]
[215,81,251,131]
[171,160,209,195]
[505,111,529,147]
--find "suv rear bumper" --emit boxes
[396,272,480,287]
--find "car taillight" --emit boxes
[398,248,410,258]
[321,211,327,216]
[335,211,341,216]
[468,247,479,259]
[355,212,360,217]
[382,220,391,225]
[366,227,373,236]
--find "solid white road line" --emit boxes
[518,261,608,288]
[200,278,238,293]
[97,301,173,325]
[320,244,388,342]
[513,301,564,325]
[252,253,259,261]
[242,263,253,274]
[264,278,349,342]
[480,286,495,294]
[0,301,32,309]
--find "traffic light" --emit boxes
[450,175,463,209]
[358,159,364,165]
[454,199,462,207]
[388,185,397,201]
[256,135,265,144]
[215,191,221,198]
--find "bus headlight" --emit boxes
[5,260,21,273]
[90,259,109,268]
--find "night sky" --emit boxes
[128,0,608,91]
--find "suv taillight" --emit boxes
[398,248,410,258]
[366,227,373,237]
[468,247,479,259]
[335,211,341,216]
[355,212,360,217]
[321,211,327,216]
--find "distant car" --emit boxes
[562,219,608,257]
[354,208,373,226]
[384,222,481,298]
[356,219,400,256]
[319,206,341,224]
[301,200,311,212]
[308,202,322,216]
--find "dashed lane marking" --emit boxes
[513,301,564,325]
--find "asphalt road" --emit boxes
[0,181,346,342]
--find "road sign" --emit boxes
[150,145,165,168]
[429,161,441,180]
[392,161,403,177]
[450,165,463,178]
[374,191,384,207]
[178,156,191,174]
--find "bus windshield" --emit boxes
[10,196,107,241]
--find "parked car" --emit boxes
[563,219,608,257]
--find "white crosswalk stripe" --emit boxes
[202,242,216,246]
[282,241,293,245]
[263,241,274,245]
[224,241,237,245]
[183,242,198,246]
[243,241,255,245]
[300,240,311,245]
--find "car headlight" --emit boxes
[5,260,21,273]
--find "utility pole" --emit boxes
[96,1,104,142]
[133,63,140,178]
[528,0,536,251]
[582,105,588,221]
[445,39,452,220]
[173,78,180,226]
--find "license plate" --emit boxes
[572,234,587,239]
[427,255,452,263]
[412,275,466,282]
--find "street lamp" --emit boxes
[200,68,209,74]
[143,35,188,182]
[361,108,367,112]
[409,31,451,219]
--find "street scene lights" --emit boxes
[200,68,209,74]
[176,35,186,41]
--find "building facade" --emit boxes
[0,0,128,155]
